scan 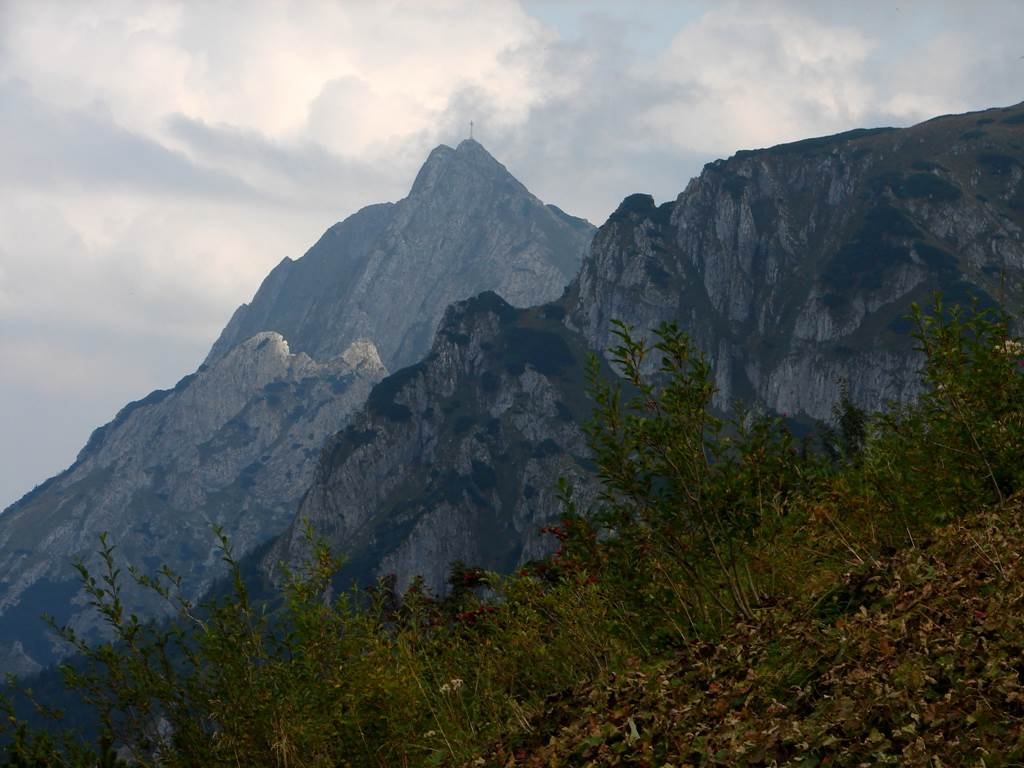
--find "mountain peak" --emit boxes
[409,138,511,198]
[455,137,486,153]
[205,137,592,372]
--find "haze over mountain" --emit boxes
[271,102,1024,595]
[0,141,593,674]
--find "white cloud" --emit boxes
[1,1,549,156]
[641,9,875,153]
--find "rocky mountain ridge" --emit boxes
[267,292,598,594]
[206,139,594,371]
[0,140,593,673]
[569,104,1024,418]
[278,102,1024,594]
[0,334,386,671]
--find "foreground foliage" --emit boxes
[3,299,1023,766]
[477,500,1024,765]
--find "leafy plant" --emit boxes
[571,320,808,636]
[2,299,1022,766]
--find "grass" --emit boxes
[483,497,1024,766]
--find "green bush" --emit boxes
[2,299,1021,765]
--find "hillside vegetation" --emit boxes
[3,298,1023,767]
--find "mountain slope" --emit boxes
[0,141,594,673]
[206,139,594,370]
[266,293,599,594]
[0,335,385,669]
[277,102,1024,598]
[569,102,1024,418]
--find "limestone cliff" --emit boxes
[0,140,593,672]
[267,293,597,594]
[0,335,385,666]
[206,139,594,371]
[569,104,1024,418]
[280,103,1024,596]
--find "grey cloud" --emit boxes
[0,322,209,512]
[0,79,261,200]
[759,1,1024,125]
[164,113,425,216]
[435,30,712,223]
[166,114,355,183]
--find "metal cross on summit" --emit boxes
[469,120,474,140]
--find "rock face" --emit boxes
[0,140,593,672]
[279,102,1024,595]
[267,293,597,594]
[206,139,594,371]
[569,104,1024,419]
[0,334,385,667]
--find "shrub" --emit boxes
[2,299,1021,765]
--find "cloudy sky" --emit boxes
[1,0,1022,508]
